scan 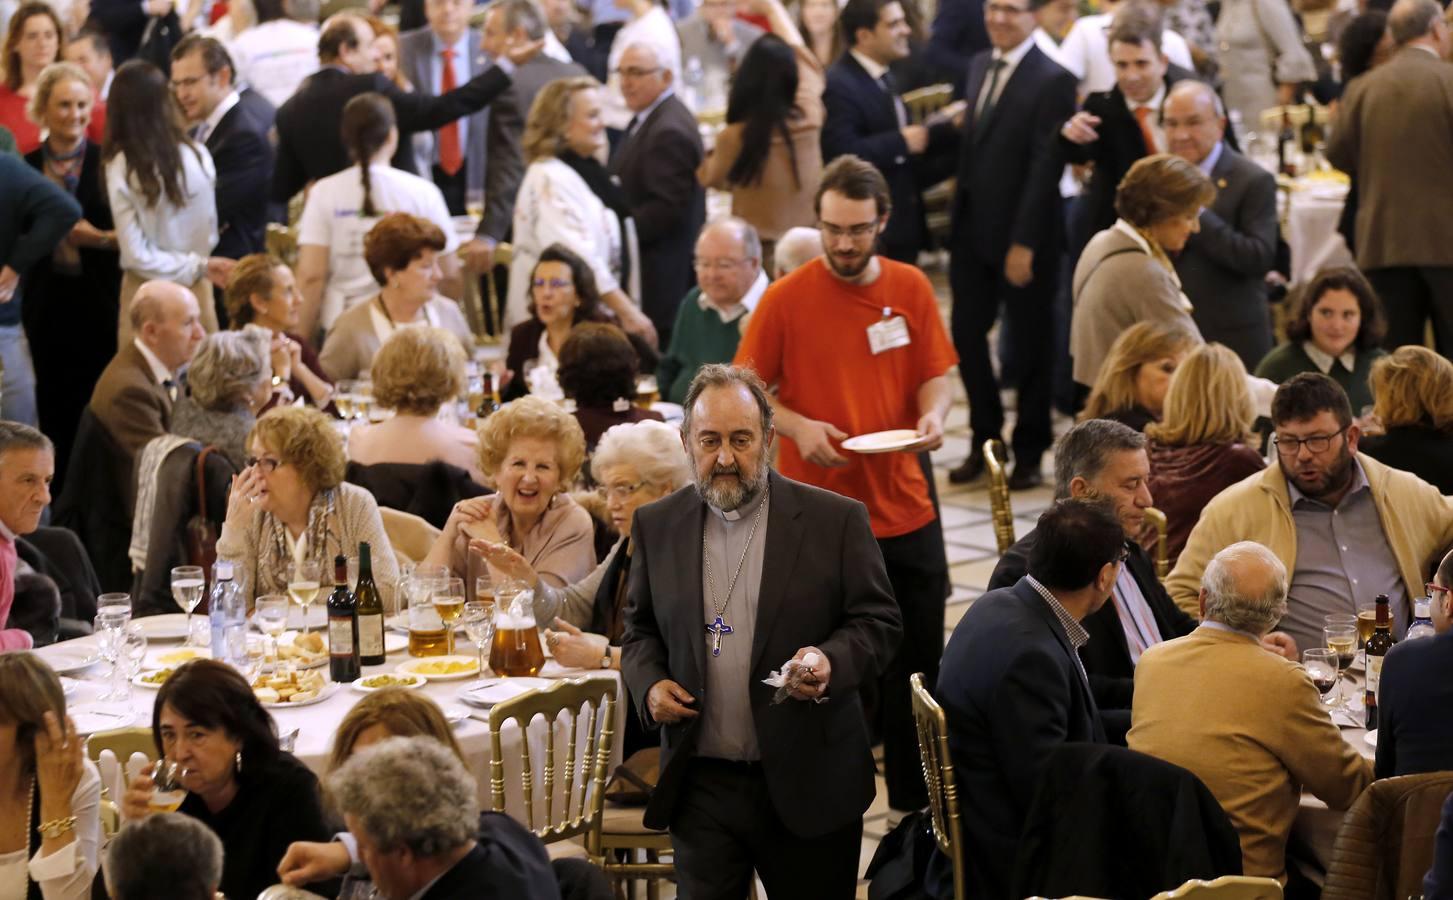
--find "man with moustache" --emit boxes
[1168,372,1453,654]
[733,154,956,813]
[622,364,901,899]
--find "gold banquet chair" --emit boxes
[488,676,617,859]
[910,672,965,900]
[902,83,954,125]
[264,223,300,268]
[1151,876,1284,900]
[86,727,157,837]
[458,242,513,345]
[1144,507,1169,580]
[983,439,1015,554]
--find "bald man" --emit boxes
[1163,80,1278,369]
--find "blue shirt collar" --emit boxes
[1197,140,1224,177]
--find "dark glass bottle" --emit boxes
[327,554,360,683]
[355,542,386,666]
[1364,593,1394,729]
[477,371,502,419]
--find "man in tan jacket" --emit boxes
[1167,373,1453,654]
[1130,541,1373,882]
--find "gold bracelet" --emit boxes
[38,816,77,840]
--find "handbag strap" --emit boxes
[194,446,217,520]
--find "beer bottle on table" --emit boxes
[356,542,386,666]
[328,554,360,683]
[1364,593,1394,729]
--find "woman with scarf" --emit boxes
[216,405,399,605]
[505,75,656,347]
[22,61,121,486]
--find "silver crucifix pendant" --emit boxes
[706,615,734,657]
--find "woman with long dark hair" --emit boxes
[697,0,823,266]
[104,59,226,345]
[295,91,459,341]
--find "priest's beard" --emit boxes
[694,453,770,511]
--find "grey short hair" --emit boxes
[1052,418,1148,499]
[774,226,822,274]
[1201,541,1288,636]
[187,329,270,410]
[699,215,762,266]
[491,0,546,40]
[0,421,53,459]
[592,420,692,492]
[1390,0,1441,43]
[327,735,478,857]
[105,813,223,900]
[681,364,774,438]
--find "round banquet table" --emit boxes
[33,615,626,833]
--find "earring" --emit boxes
[234,750,242,774]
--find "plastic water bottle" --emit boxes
[683,56,705,111]
[208,561,246,664]
[1407,595,1436,641]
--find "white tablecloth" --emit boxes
[1284,184,1354,286]
[1292,675,1375,882]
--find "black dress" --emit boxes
[23,142,121,491]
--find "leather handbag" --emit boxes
[603,748,660,807]
[184,446,219,608]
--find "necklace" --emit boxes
[702,494,767,658]
[11,775,35,892]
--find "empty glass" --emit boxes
[170,566,206,646]
[255,595,289,668]
[117,624,148,702]
[461,600,497,678]
[94,596,132,702]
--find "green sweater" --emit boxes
[657,288,752,404]
[1254,341,1386,413]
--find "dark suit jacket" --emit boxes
[207,88,276,260]
[416,813,559,900]
[1174,145,1278,368]
[951,46,1075,265]
[479,54,587,242]
[989,529,1196,712]
[272,65,510,204]
[1056,64,1197,249]
[621,472,902,836]
[399,27,490,191]
[925,0,988,84]
[934,578,1108,899]
[821,53,950,262]
[609,93,705,337]
[1375,630,1453,779]
[86,0,149,66]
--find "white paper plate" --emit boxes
[398,655,481,681]
[258,681,340,709]
[840,429,922,454]
[70,705,135,734]
[132,614,192,641]
[457,677,550,708]
[1364,729,1377,748]
[352,673,426,692]
[36,646,101,675]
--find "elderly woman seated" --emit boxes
[224,254,335,411]
[1360,346,1453,493]
[1071,154,1214,395]
[1081,321,1200,431]
[217,406,399,604]
[559,323,664,452]
[318,212,473,383]
[348,326,484,483]
[121,660,332,900]
[273,693,559,899]
[423,396,595,594]
[104,813,223,900]
[171,329,273,468]
[475,419,690,755]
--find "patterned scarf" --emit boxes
[255,488,341,595]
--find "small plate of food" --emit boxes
[352,673,426,692]
[252,668,335,707]
[397,656,480,681]
[274,632,328,669]
[133,668,177,690]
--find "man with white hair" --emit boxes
[1129,541,1373,883]
[773,226,821,274]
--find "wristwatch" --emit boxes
[599,650,612,669]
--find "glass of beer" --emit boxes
[408,568,450,657]
[490,591,544,677]
[1355,601,1378,648]
[150,759,189,814]
[635,374,660,408]
[434,577,466,654]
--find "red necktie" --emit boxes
[1134,105,1158,154]
[439,48,463,176]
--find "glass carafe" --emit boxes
[489,590,543,677]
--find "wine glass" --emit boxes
[1323,623,1358,712]
[93,601,132,702]
[254,595,289,669]
[170,566,206,647]
[461,600,496,678]
[434,577,466,654]
[289,559,323,636]
[1303,649,1339,707]
[119,624,149,702]
[149,759,189,814]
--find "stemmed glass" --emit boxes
[461,600,497,678]
[1303,649,1340,708]
[170,566,206,646]
[118,624,149,703]
[435,577,466,654]
[94,594,132,702]
[149,759,189,813]
[254,595,290,670]
[1324,621,1359,712]
[288,559,323,636]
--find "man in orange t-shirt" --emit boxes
[734,154,957,812]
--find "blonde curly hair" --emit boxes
[249,406,346,492]
[476,396,586,485]
[370,327,465,416]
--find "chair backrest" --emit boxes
[488,676,617,855]
[984,439,1015,554]
[1151,876,1284,899]
[1323,770,1453,900]
[909,672,965,900]
[379,507,442,568]
[903,83,954,124]
[86,727,157,764]
[1144,507,1169,579]
[265,223,299,266]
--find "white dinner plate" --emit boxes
[1364,729,1377,748]
[457,677,550,709]
[146,647,209,669]
[352,673,426,692]
[133,671,175,690]
[36,646,101,675]
[70,705,135,734]
[398,656,480,681]
[132,614,193,641]
[259,681,340,709]
[840,429,922,454]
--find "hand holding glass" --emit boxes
[149,759,189,814]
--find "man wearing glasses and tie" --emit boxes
[1168,372,1453,656]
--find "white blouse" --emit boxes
[0,761,102,900]
[105,144,219,285]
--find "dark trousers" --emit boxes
[671,759,862,899]
[432,162,468,216]
[875,518,949,811]
[1365,265,1453,355]
[949,246,1058,465]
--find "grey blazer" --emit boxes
[399,27,490,189]
[1174,146,1277,369]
